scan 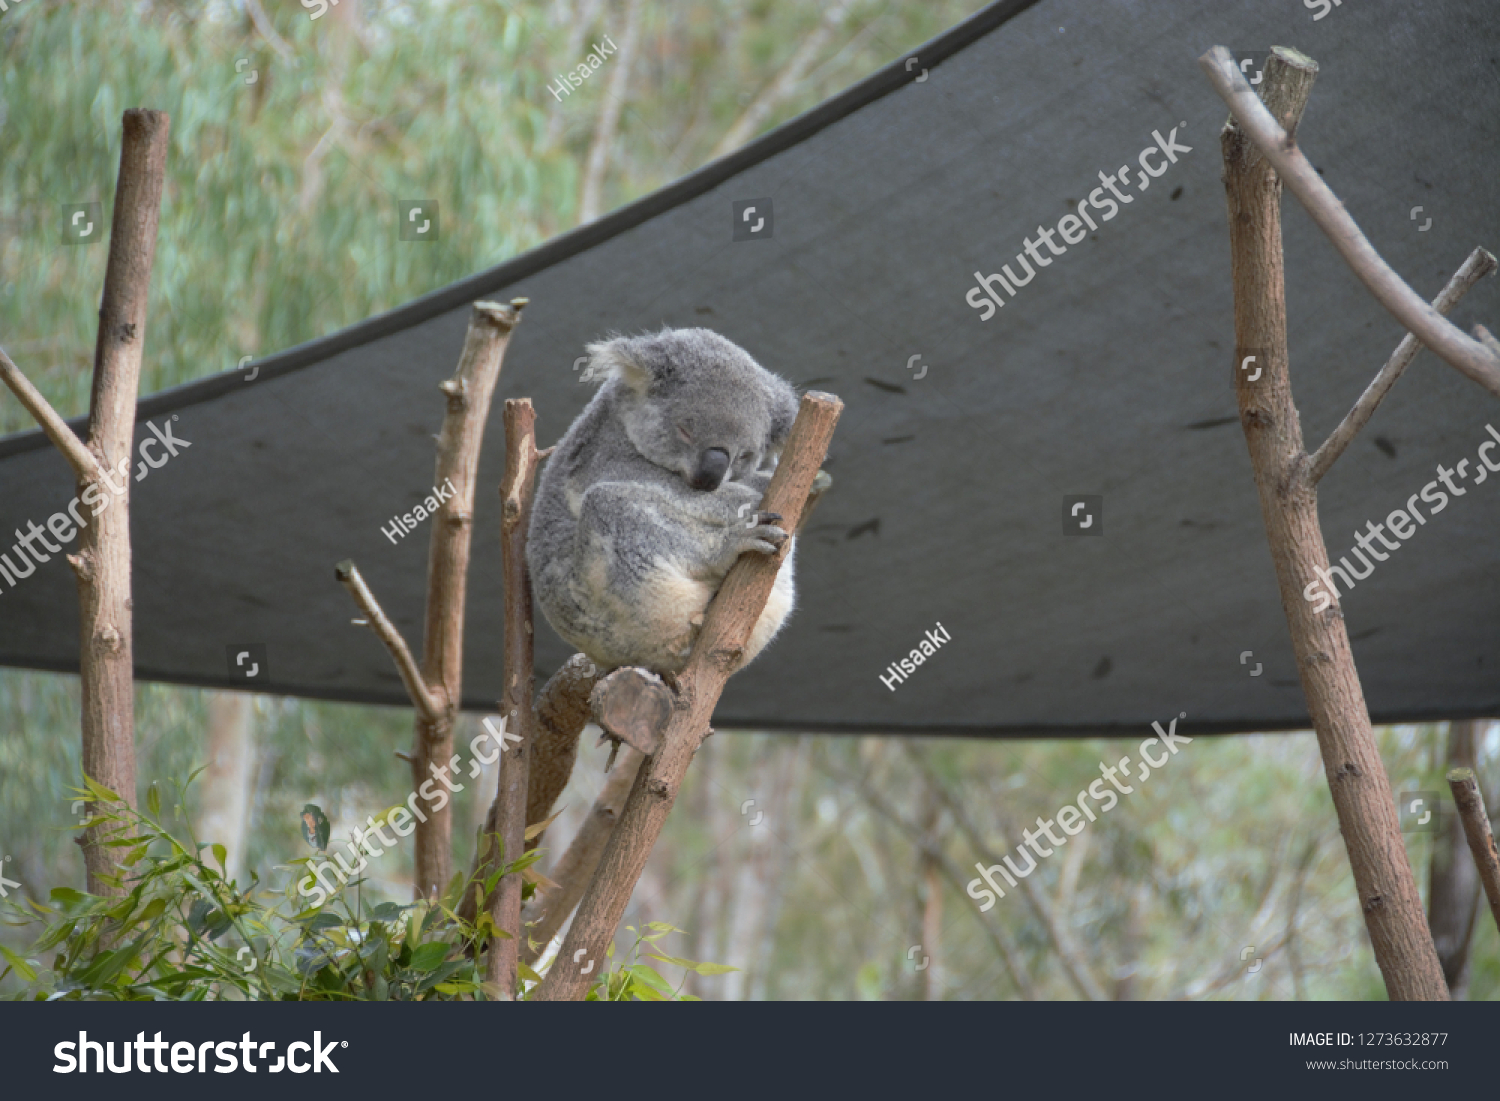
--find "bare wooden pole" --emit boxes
[483,398,542,996]
[4,111,174,893]
[409,299,524,900]
[1429,722,1483,994]
[1447,767,1500,938]
[1213,46,1447,1000]
[1201,46,1500,398]
[533,391,841,1001]
[75,109,172,894]
[336,299,523,900]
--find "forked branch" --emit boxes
[1308,248,1497,484]
[1200,45,1500,399]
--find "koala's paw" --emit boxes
[735,511,789,556]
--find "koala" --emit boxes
[527,327,801,675]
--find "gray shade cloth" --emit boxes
[2,0,1497,736]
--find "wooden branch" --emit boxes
[407,298,523,900]
[1474,324,1500,360]
[1216,47,1448,1000]
[1430,723,1484,993]
[0,349,101,480]
[520,745,645,967]
[527,654,607,844]
[1308,248,1497,484]
[68,109,170,895]
[485,399,542,997]
[591,667,672,756]
[1447,767,1500,938]
[335,560,443,721]
[456,652,605,930]
[533,391,842,1000]
[1200,45,1500,399]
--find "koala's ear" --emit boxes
[580,337,650,394]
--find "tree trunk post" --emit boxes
[1214,46,1448,999]
[1447,765,1500,939]
[0,110,171,894]
[334,299,523,901]
[483,398,542,996]
[407,299,525,900]
[1428,722,1483,995]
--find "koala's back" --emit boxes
[527,329,799,674]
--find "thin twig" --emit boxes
[0,348,102,481]
[578,0,644,223]
[1474,324,1500,360]
[243,0,296,63]
[908,748,1107,1002]
[1308,248,1497,483]
[1447,767,1500,938]
[822,753,1038,1000]
[334,559,444,722]
[710,0,857,159]
[1200,46,1500,398]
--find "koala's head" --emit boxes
[581,328,798,492]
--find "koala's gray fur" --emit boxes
[527,327,800,674]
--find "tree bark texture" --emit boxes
[1217,46,1447,1000]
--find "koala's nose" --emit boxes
[691,448,731,491]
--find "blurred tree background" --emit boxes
[1,0,1496,999]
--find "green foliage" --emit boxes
[0,776,527,1000]
[583,922,733,1002]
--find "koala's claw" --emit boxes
[743,521,789,555]
[746,510,782,527]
